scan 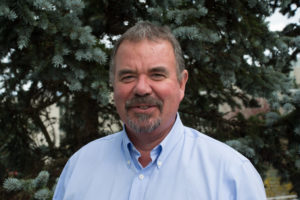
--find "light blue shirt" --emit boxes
[53,115,266,200]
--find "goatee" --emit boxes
[125,96,163,133]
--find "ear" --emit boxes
[179,69,188,101]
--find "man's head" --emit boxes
[111,22,188,136]
[110,21,185,84]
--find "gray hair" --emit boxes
[109,21,185,84]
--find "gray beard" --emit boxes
[126,112,161,134]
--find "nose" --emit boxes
[133,75,152,97]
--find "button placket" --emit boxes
[138,174,144,180]
[157,160,162,167]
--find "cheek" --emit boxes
[113,87,130,109]
[113,90,123,108]
[157,83,181,99]
[114,85,125,99]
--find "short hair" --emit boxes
[109,21,185,84]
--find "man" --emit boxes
[54,22,267,200]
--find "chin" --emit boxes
[126,117,161,134]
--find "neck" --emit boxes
[126,119,175,167]
[125,114,177,167]
[138,150,152,168]
[126,117,175,150]
[127,128,167,152]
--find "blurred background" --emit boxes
[0,0,299,199]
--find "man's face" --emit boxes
[113,39,188,136]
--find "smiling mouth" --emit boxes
[129,105,157,112]
[135,105,154,109]
[125,96,163,112]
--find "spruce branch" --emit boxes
[3,171,55,200]
[33,171,50,189]
[34,188,52,200]
[3,178,23,192]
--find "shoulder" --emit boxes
[183,126,249,164]
[182,126,264,183]
[182,126,266,199]
[83,131,123,148]
[69,131,124,163]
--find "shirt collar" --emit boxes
[121,113,184,169]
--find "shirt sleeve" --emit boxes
[53,158,73,200]
[233,160,267,200]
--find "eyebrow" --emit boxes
[117,66,169,78]
[117,69,136,78]
[149,66,169,75]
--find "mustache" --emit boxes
[125,96,163,111]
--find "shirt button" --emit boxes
[157,161,162,167]
[139,174,144,180]
[127,160,131,165]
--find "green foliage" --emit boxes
[226,137,256,158]
[4,178,23,192]
[0,0,299,198]
[3,171,54,200]
[0,0,111,179]
[263,90,300,194]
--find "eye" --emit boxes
[120,75,135,83]
[151,73,166,80]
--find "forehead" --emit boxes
[115,39,175,64]
[116,39,174,57]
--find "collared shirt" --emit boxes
[53,114,266,200]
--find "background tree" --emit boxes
[1,0,299,198]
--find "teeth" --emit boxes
[138,106,149,109]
